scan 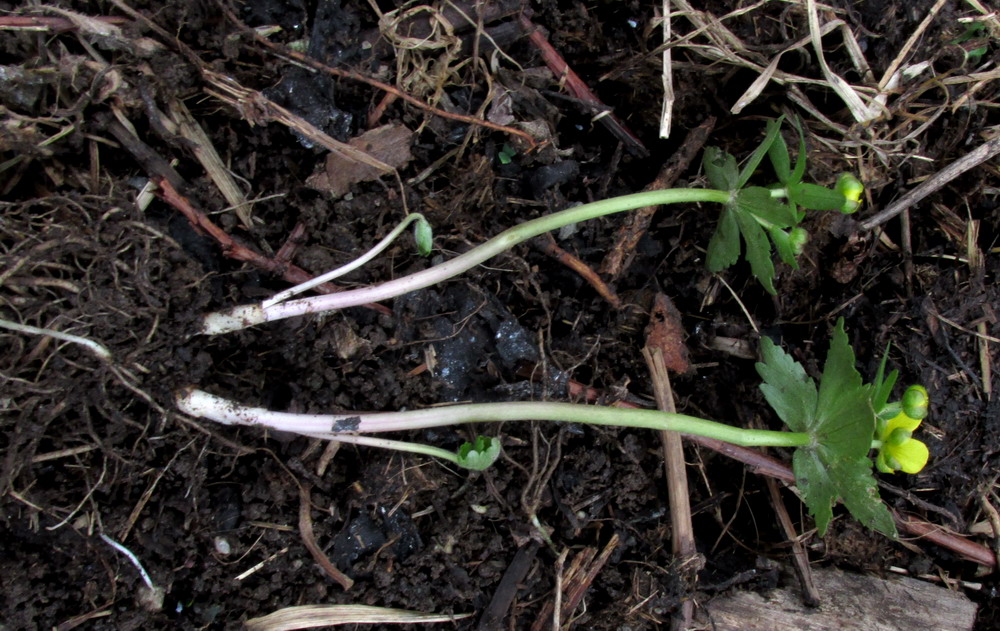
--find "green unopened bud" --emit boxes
[413,216,433,256]
[456,435,501,471]
[901,384,929,420]
[788,227,809,255]
[835,173,864,214]
[877,401,901,421]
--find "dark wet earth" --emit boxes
[1,0,999,629]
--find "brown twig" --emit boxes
[766,477,821,607]
[534,233,621,308]
[859,134,1000,231]
[519,15,648,157]
[274,222,308,266]
[531,534,620,631]
[976,489,1000,568]
[643,294,698,631]
[299,485,354,590]
[0,15,129,31]
[476,542,540,631]
[601,117,716,279]
[560,534,619,621]
[155,177,393,316]
[894,511,995,567]
[101,100,393,315]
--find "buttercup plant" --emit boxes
[200,118,857,335]
[178,319,929,537]
[703,117,863,294]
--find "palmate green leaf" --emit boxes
[732,206,776,294]
[757,337,818,433]
[793,448,835,535]
[795,451,896,537]
[760,319,895,537]
[706,206,741,272]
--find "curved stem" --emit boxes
[202,188,731,335]
[177,388,811,449]
[0,318,111,360]
[262,213,428,308]
[298,431,463,465]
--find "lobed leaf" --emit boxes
[757,336,818,433]
[703,147,739,191]
[761,320,895,538]
[732,207,777,294]
[737,187,799,228]
[835,456,898,537]
[816,319,874,460]
[793,449,836,536]
[706,206,741,272]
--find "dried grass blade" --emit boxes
[805,0,877,122]
[245,604,473,631]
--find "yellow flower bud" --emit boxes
[875,410,929,474]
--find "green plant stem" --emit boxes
[262,213,428,308]
[297,431,465,466]
[177,388,811,449]
[202,188,732,335]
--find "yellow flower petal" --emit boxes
[887,438,929,474]
[885,411,921,434]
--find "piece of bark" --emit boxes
[696,566,977,631]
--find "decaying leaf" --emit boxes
[644,293,690,374]
[306,124,414,197]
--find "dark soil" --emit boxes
[2,1,999,629]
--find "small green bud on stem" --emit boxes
[901,384,929,420]
[835,173,864,214]
[788,227,809,254]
